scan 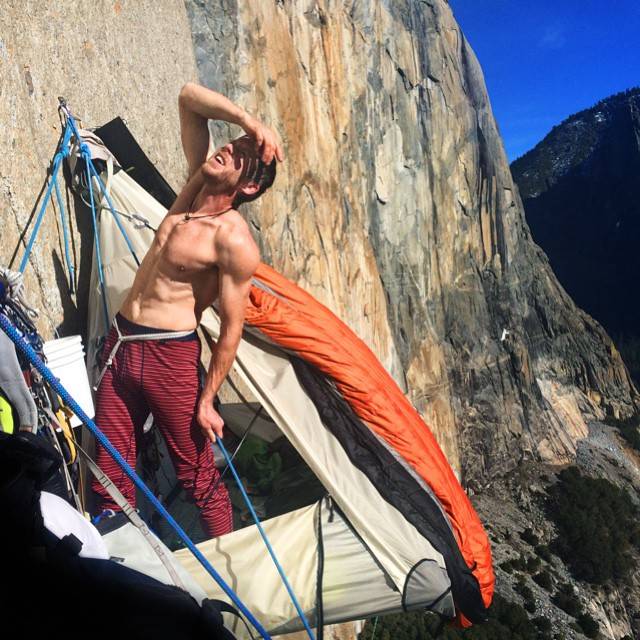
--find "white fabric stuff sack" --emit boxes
[39,491,110,559]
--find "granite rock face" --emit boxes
[0,0,197,336]
[185,0,639,484]
[2,0,634,485]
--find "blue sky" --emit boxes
[448,1,640,161]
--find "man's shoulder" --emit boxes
[215,212,260,275]
[221,207,247,226]
[216,209,254,244]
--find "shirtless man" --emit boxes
[91,82,284,537]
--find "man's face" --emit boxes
[202,135,260,192]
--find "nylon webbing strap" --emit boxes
[70,435,186,590]
[93,315,194,390]
[42,412,83,512]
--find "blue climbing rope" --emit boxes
[52,176,75,293]
[19,99,141,333]
[216,437,317,640]
[82,145,110,333]
[61,107,141,267]
[19,123,74,275]
[0,311,272,640]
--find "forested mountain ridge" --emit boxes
[511,87,640,386]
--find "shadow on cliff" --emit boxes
[521,138,640,387]
[53,170,96,342]
[7,178,49,271]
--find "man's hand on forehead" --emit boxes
[239,115,285,165]
[233,137,260,181]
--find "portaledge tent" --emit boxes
[83,118,494,636]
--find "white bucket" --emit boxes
[43,335,95,428]
[42,335,82,358]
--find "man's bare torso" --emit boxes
[120,206,250,331]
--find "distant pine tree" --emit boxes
[546,466,640,584]
[358,595,547,640]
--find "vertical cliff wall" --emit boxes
[186,0,639,484]
[0,0,197,335]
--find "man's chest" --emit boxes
[154,218,218,274]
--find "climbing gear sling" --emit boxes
[93,314,195,390]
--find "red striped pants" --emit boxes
[91,313,233,538]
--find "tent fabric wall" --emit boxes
[174,502,319,634]
[173,499,444,637]
[289,356,477,614]
[198,309,454,610]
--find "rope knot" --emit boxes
[0,268,39,318]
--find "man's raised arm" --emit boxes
[178,82,284,178]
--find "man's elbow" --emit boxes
[179,82,198,107]
[218,324,244,350]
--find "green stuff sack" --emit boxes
[233,435,282,494]
[0,394,14,434]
